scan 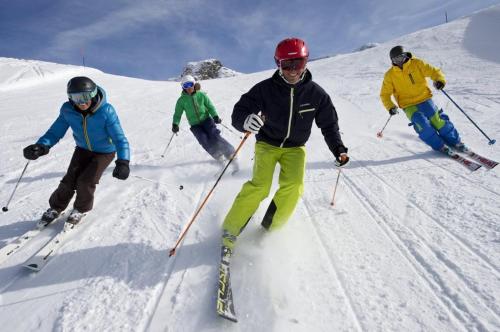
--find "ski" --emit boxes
[217,246,237,322]
[447,152,482,171]
[0,213,66,265]
[23,220,79,272]
[456,149,498,170]
[441,147,481,171]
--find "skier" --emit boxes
[221,37,349,254]
[380,45,467,154]
[23,76,130,224]
[172,75,237,165]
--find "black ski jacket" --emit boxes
[232,70,347,157]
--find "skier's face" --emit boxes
[281,66,305,84]
[75,100,92,111]
[279,57,307,84]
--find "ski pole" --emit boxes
[2,161,30,212]
[330,168,342,207]
[169,132,251,257]
[441,89,496,145]
[161,132,177,158]
[219,123,242,139]
[376,115,392,138]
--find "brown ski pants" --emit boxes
[49,147,115,213]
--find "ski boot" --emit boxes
[67,209,86,225]
[454,142,470,153]
[38,208,60,227]
[222,230,237,251]
[440,145,454,157]
[221,245,233,264]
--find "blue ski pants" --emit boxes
[404,99,461,150]
[190,118,235,160]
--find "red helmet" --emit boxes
[274,38,309,66]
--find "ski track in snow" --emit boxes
[342,162,499,331]
[1,6,500,331]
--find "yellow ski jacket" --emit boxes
[380,56,445,110]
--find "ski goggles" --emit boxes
[182,81,195,89]
[391,54,407,66]
[280,58,307,71]
[68,88,97,104]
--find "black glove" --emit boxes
[433,81,445,90]
[23,144,49,160]
[335,153,350,167]
[213,116,222,124]
[172,124,179,133]
[389,107,399,116]
[113,159,130,180]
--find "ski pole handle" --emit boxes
[2,161,30,212]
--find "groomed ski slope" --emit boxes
[1,5,499,332]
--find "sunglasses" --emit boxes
[68,88,97,104]
[182,81,194,89]
[280,58,307,71]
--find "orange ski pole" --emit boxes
[169,132,251,257]
[330,168,342,207]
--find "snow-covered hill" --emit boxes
[0,5,499,332]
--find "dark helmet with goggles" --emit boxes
[67,76,98,104]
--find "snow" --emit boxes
[1,5,500,332]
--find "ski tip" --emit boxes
[218,312,238,323]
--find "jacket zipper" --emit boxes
[408,73,415,84]
[81,114,93,151]
[280,87,294,147]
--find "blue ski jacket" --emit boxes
[37,87,130,160]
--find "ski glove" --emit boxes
[243,113,264,134]
[335,153,350,167]
[113,159,130,180]
[23,144,49,160]
[172,124,179,133]
[433,80,445,90]
[213,116,222,124]
[389,107,399,116]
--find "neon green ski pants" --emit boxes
[222,141,305,248]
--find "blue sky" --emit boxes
[1,0,499,80]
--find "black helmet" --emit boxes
[389,45,405,59]
[67,77,98,104]
[67,76,96,94]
